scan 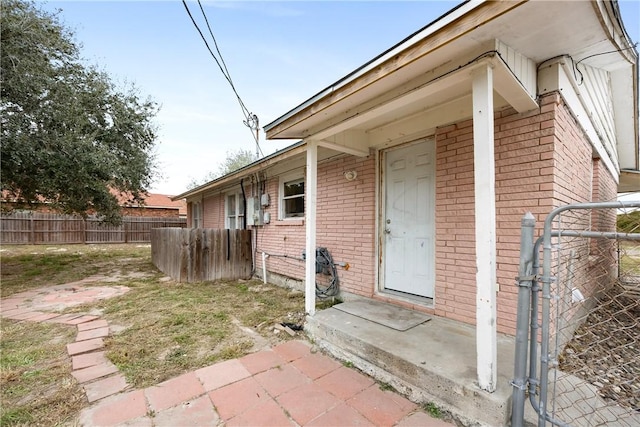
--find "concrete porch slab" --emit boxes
[305,306,517,426]
[333,300,431,331]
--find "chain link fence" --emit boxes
[511,201,640,427]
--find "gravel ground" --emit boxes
[559,282,640,412]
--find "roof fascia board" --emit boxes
[592,0,638,66]
[172,141,307,200]
[539,59,619,182]
[611,67,639,170]
[303,54,536,143]
[263,0,483,134]
[265,0,527,139]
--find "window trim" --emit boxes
[279,171,305,220]
[225,192,245,229]
[192,201,202,228]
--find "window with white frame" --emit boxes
[279,173,305,219]
[226,193,245,229]
[192,202,202,228]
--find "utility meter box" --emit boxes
[246,197,263,226]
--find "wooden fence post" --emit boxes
[30,215,35,244]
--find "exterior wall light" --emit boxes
[343,170,358,181]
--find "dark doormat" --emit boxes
[333,299,431,331]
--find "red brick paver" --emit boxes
[46,313,86,324]
[80,390,147,426]
[77,319,109,331]
[272,339,312,362]
[66,315,100,325]
[76,326,109,341]
[348,384,418,426]
[276,382,343,425]
[316,365,376,400]
[254,363,311,397]
[208,377,271,420]
[67,338,104,356]
[306,403,376,427]
[84,374,129,403]
[72,362,119,384]
[226,398,295,427]
[1,284,130,405]
[291,352,342,379]
[239,349,285,374]
[72,351,109,370]
[195,359,251,391]
[28,312,62,322]
[153,395,220,427]
[145,372,205,412]
[5,310,44,321]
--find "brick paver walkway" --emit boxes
[2,282,132,403]
[1,283,454,426]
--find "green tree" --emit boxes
[187,148,256,189]
[1,0,159,223]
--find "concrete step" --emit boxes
[305,306,517,426]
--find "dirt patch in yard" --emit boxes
[100,278,305,388]
[559,282,640,412]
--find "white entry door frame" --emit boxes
[380,139,436,299]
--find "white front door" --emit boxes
[383,140,435,298]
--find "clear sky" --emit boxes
[40,0,640,196]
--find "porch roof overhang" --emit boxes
[619,170,640,193]
[264,0,638,168]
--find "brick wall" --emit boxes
[120,207,180,218]
[435,92,603,334]
[254,154,377,297]
[202,193,224,228]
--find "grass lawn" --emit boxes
[619,240,640,278]
[0,319,86,426]
[0,244,305,425]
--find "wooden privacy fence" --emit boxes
[151,228,252,282]
[0,212,186,244]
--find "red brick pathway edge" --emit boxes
[77,340,453,427]
[1,287,131,404]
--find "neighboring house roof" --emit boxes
[2,190,187,217]
[116,191,187,216]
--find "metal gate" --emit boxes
[511,201,640,426]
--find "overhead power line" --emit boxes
[181,0,264,158]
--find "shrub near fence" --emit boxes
[151,228,252,282]
[0,211,186,244]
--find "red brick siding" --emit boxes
[435,92,603,334]
[203,194,224,228]
[254,155,377,297]
[120,207,180,218]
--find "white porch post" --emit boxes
[305,140,318,315]
[472,64,497,392]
